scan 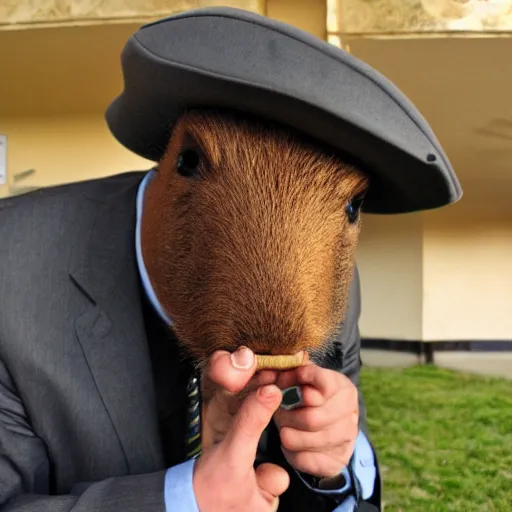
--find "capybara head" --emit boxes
[141,109,368,367]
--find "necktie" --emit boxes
[185,372,202,460]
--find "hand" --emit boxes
[193,380,289,511]
[200,347,278,450]
[273,363,359,482]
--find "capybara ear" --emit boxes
[141,109,368,367]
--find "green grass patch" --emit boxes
[360,365,512,511]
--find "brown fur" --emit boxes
[141,110,368,367]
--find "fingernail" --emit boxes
[259,385,277,398]
[231,346,254,369]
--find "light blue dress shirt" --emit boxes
[135,169,376,511]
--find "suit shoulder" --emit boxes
[0,171,144,225]
[0,171,145,270]
[1,171,142,210]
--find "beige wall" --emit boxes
[0,116,151,198]
[356,206,512,342]
[266,0,326,38]
[0,0,326,197]
[423,209,512,341]
[356,213,424,341]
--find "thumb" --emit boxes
[223,384,282,466]
[256,463,290,504]
[203,347,257,400]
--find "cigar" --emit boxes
[255,351,306,371]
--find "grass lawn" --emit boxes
[360,364,512,512]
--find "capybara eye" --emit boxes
[346,195,364,224]
[177,149,200,178]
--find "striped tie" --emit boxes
[185,372,202,460]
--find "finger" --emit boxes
[205,369,278,428]
[254,370,279,385]
[275,388,359,431]
[273,353,312,390]
[223,384,282,466]
[203,347,257,398]
[275,365,342,406]
[255,463,290,498]
[294,365,349,401]
[274,403,331,432]
[280,423,358,453]
[238,370,279,400]
[281,448,351,479]
[275,371,325,407]
[275,367,302,391]
[294,384,324,408]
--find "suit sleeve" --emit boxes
[342,266,370,436]
[294,266,382,510]
[0,357,193,512]
[336,266,382,509]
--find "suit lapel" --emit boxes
[69,173,178,474]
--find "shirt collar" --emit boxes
[135,169,173,326]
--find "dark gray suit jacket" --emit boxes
[0,171,380,511]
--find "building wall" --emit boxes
[356,213,424,341]
[266,0,326,38]
[0,0,326,196]
[422,209,512,341]
[0,116,151,197]
[357,206,512,342]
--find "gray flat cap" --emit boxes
[105,7,462,214]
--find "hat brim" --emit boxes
[105,7,462,214]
